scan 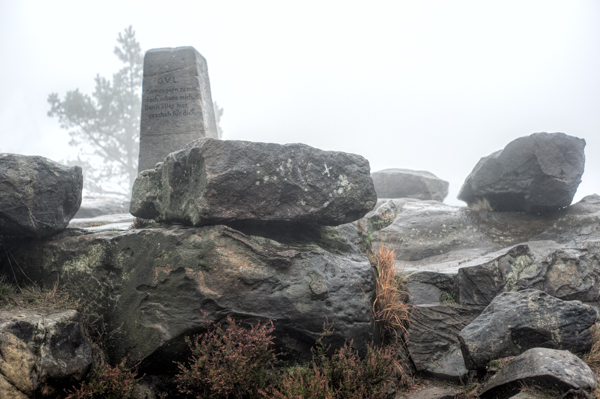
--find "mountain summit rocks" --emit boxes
[0,154,82,238]
[130,138,377,226]
[458,132,585,213]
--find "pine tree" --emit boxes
[48,26,142,196]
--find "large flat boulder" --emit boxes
[130,138,377,226]
[480,348,597,398]
[458,132,585,213]
[371,168,449,201]
[0,224,377,373]
[458,289,597,370]
[0,154,82,238]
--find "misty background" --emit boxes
[0,0,598,205]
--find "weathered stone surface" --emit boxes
[69,213,134,232]
[458,132,586,213]
[459,290,597,370]
[0,154,82,238]
[406,271,455,305]
[0,224,377,373]
[480,348,597,398]
[0,309,92,384]
[398,385,461,399]
[0,373,29,399]
[407,304,484,380]
[369,195,600,273]
[0,309,92,395]
[0,331,37,395]
[139,46,219,172]
[74,195,130,218]
[371,168,449,201]
[131,138,377,226]
[456,241,600,306]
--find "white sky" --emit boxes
[0,0,598,205]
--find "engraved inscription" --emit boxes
[144,83,201,120]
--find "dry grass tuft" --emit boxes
[586,323,600,372]
[469,197,493,212]
[371,244,411,338]
[0,276,80,310]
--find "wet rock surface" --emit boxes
[0,224,377,373]
[407,304,484,380]
[459,289,597,370]
[0,154,82,238]
[130,138,377,226]
[0,308,92,396]
[458,132,586,213]
[371,168,449,201]
[480,348,597,398]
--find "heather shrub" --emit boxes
[175,316,276,398]
[262,321,402,399]
[64,359,140,399]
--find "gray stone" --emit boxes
[369,195,600,274]
[480,348,597,398]
[458,132,585,213]
[372,168,449,201]
[0,224,378,372]
[407,304,484,380]
[459,289,597,370]
[69,213,134,232]
[398,385,461,399]
[406,271,456,305]
[139,46,218,172]
[131,138,377,226]
[0,154,82,238]
[456,241,600,307]
[0,309,92,395]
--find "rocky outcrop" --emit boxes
[480,348,597,398]
[0,309,92,396]
[407,304,484,380]
[371,169,449,201]
[0,224,377,373]
[367,194,600,273]
[458,290,597,370]
[130,138,377,226]
[458,132,586,213]
[456,240,600,306]
[0,154,82,238]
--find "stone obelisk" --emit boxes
[138,46,219,172]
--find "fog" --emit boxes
[1,0,598,205]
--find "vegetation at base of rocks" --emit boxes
[584,323,600,398]
[175,315,276,398]
[64,359,141,399]
[369,211,398,231]
[130,217,156,229]
[370,244,411,338]
[440,291,456,305]
[469,197,493,212]
[0,276,80,310]
[262,326,402,398]
[174,316,411,399]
